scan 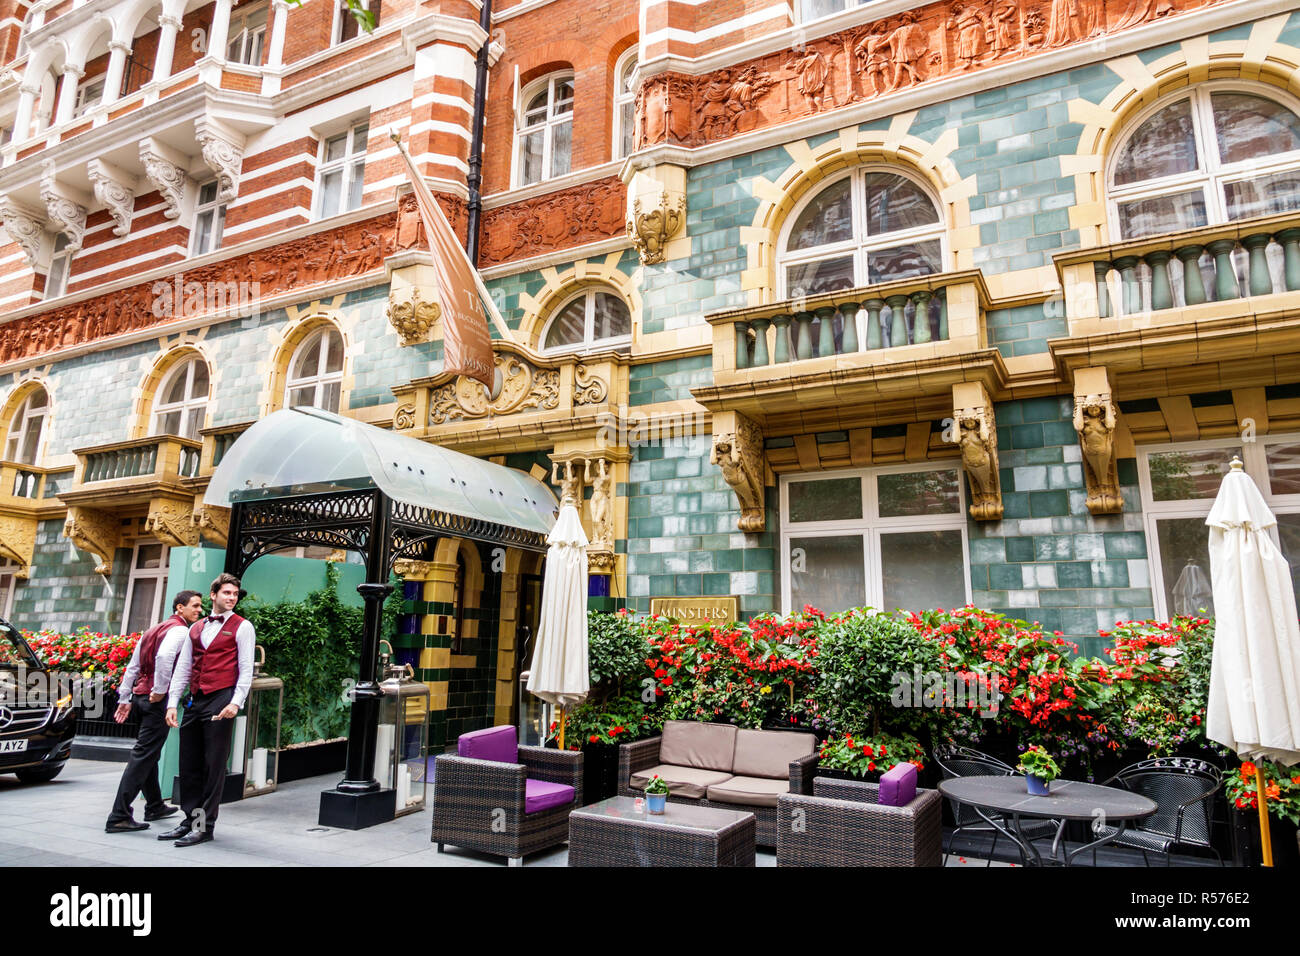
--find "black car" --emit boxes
[0,620,77,783]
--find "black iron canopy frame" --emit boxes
[222,484,548,827]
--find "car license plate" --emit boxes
[0,739,28,754]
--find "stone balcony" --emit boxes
[1050,212,1300,379]
[694,269,1001,428]
[0,460,66,578]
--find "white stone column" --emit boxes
[207,0,235,62]
[152,14,183,83]
[101,41,131,106]
[11,84,40,143]
[261,0,291,94]
[53,64,85,127]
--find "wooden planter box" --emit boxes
[278,739,348,784]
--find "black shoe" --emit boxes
[157,823,191,841]
[174,830,214,847]
[144,804,180,822]
[105,819,149,833]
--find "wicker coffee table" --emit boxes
[568,796,756,867]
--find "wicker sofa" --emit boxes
[775,776,943,867]
[618,720,817,847]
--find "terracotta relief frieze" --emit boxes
[636,0,1210,148]
[0,211,405,366]
[479,177,626,267]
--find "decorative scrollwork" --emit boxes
[573,365,609,405]
[429,354,561,425]
[393,403,417,430]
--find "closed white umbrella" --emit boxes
[1206,457,1300,866]
[527,500,590,750]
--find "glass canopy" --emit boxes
[204,407,557,535]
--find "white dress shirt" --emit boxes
[167,611,256,709]
[117,624,189,704]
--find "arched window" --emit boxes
[152,357,210,439]
[613,50,637,160]
[515,73,573,187]
[285,326,344,412]
[777,168,944,298]
[1109,87,1300,240]
[541,289,631,353]
[4,387,49,465]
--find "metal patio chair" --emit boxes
[1097,756,1224,866]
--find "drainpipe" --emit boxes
[465,0,493,264]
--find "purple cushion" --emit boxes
[879,762,918,807]
[524,778,575,814]
[458,725,518,764]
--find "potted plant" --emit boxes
[1018,745,1061,795]
[643,774,670,814]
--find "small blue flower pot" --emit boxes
[1026,774,1050,796]
[646,792,667,814]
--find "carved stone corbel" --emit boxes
[953,382,1003,521]
[190,502,230,547]
[386,286,441,346]
[627,191,685,265]
[393,558,437,580]
[87,159,138,238]
[139,137,191,220]
[0,513,37,578]
[710,411,766,532]
[0,197,48,267]
[1073,367,1123,515]
[194,118,246,203]
[574,364,608,405]
[393,403,417,430]
[40,166,89,253]
[63,505,121,575]
[145,497,200,547]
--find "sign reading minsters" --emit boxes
[648,597,739,623]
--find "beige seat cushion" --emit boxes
[659,720,738,773]
[629,764,734,800]
[706,775,792,809]
[732,729,816,779]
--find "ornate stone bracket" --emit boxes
[387,285,441,346]
[0,197,47,267]
[953,382,1003,521]
[1073,367,1124,515]
[574,364,608,405]
[87,159,138,238]
[63,505,121,576]
[393,558,437,580]
[0,513,37,578]
[195,118,246,203]
[710,410,766,532]
[145,497,200,547]
[627,191,685,265]
[190,502,230,547]
[139,137,191,221]
[40,166,89,253]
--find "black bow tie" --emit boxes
[207,615,224,623]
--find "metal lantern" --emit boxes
[518,668,547,747]
[237,644,284,798]
[376,642,429,816]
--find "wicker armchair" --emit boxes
[1097,757,1224,865]
[776,777,944,866]
[618,733,818,848]
[432,744,583,866]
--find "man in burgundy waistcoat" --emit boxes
[161,572,256,847]
[105,589,205,832]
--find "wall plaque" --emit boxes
[649,596,739,624]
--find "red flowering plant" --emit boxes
[23,627,140,679]
[1086,616,1218,759]
[816,730,926,780]
[1225,759,1300,826]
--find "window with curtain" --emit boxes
[152,358,210,439]
[541,289,631,353]
[4,387,49,465]
[516,73,574,187]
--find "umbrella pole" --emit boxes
[1255,765,1274,867]
[558,706,567,752]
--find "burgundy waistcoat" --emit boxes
[133,613,187,695]
[188,612,246,695]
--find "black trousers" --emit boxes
[177,687,236,834]
[107,695,169,824]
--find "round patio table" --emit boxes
[938,775,1157,866]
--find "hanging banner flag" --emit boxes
[390,132,496,390]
